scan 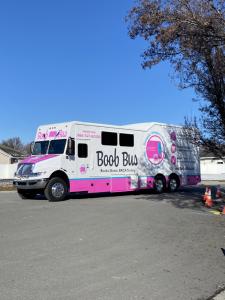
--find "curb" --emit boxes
[205,288,225,300]
[212,290,225,300]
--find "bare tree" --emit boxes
[23,143,32,155]
[0,137,31,155]
[127,0,225,156]
[1,137,24,153]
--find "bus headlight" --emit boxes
[30,171,47,177]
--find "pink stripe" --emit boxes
[22,154,58,164]
[72,178,111,193]
[70,178,129,193]
[69,175,200,193]
[111,177,131,192]
[69,177,155,193]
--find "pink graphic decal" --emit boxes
[80,165,87,174]
[49,131,57,138]
[171,143,176,153]
[37,130,67,140]
[170,131,177,141]
[76,130,100,139]
[22,154,58,164]
[37,132,47,140]
[146,134,165,165]
[171,156,176,165]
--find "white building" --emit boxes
[200,150,225,180]
[0,145,24,179]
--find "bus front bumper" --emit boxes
[13,178,48,190]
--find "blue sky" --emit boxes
[0,0,199,143]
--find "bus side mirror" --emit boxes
[30,141,34,154]
[66,138,75,156]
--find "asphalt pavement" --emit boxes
[0,187,225,300]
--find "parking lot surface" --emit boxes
[0,187,225,300]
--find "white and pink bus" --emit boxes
[13,121,200,201]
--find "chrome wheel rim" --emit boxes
[170,179,177,191]
[155,179,164,192]
[51,183,65,198]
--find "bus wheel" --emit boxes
[44,177,68,202]
[168,177,179,192]
[154,176,165,193]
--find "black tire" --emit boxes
[17,189,37,199]
[154,176,166,193]
[168,177,179,192]
[44,177,68,202]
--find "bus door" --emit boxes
[76,141,91,177]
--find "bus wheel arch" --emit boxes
[168,173,180,192]
[154,174,166,193]
[45,171,70,202]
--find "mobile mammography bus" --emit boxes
[13,121,200,201]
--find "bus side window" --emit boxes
[78,143,88,158]
[101,131,117,146]
[119,133,134,147]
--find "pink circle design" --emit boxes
[171,156,176,165]
[146,135,165,165]
[171,143,176,153]
[80,165,86,174]
[170,131,177,141]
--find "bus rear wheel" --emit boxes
[44,177,68,202]
[154,176,166,193]
[168,176,179,192]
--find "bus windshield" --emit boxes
[32,139,67,155]
[48,139,66,154]
[32,141,49,155]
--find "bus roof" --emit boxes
[38,121,182,132]
[121,122,183,131]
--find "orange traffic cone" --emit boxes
[221,206,225,215]
[205,188,213,208]
[216,185,222,198]
[202,187,209,202]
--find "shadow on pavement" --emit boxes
[134,185,225,212]
[26,184,225,213]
